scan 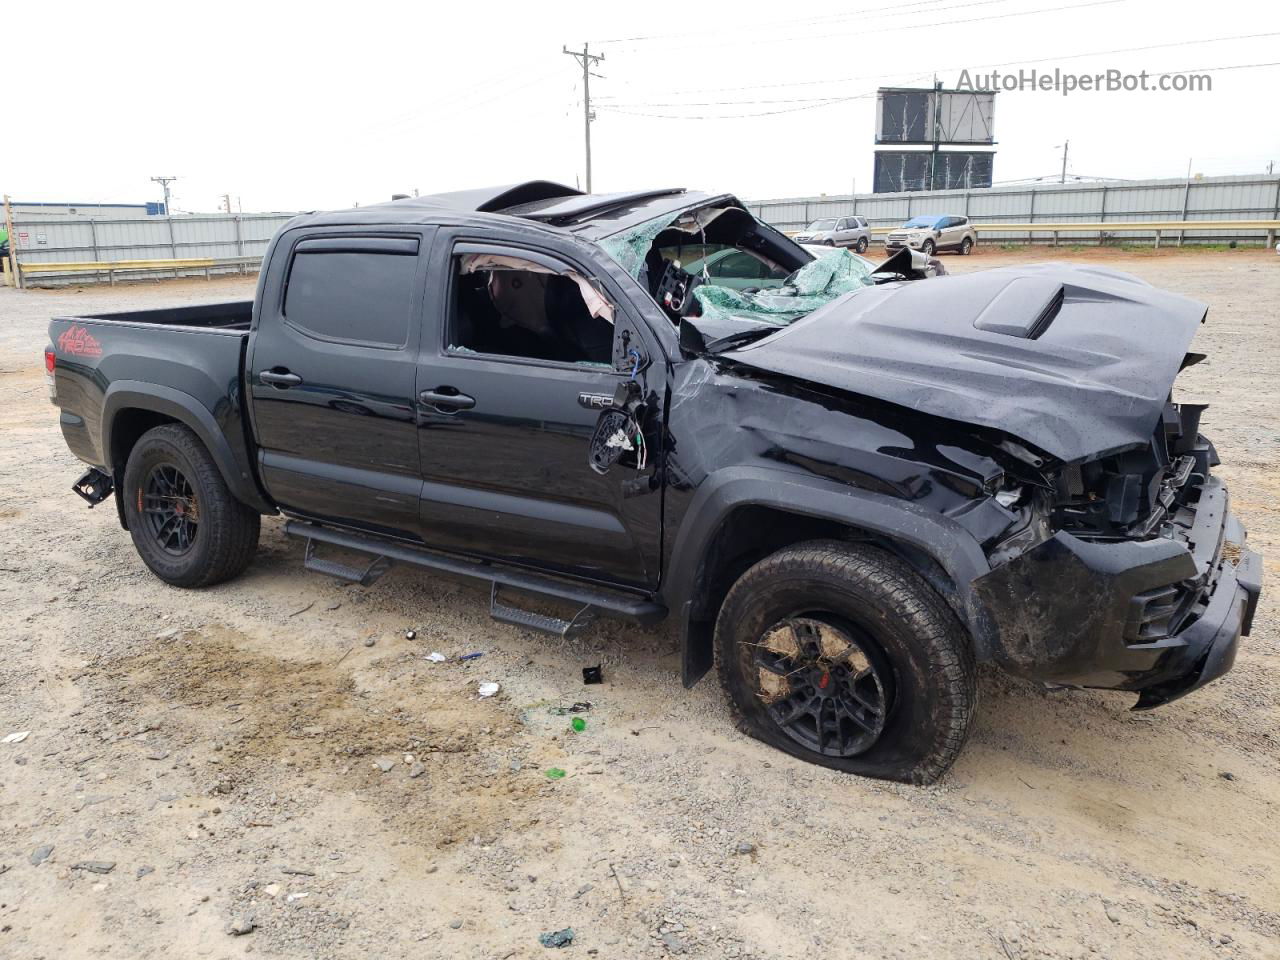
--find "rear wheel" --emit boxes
[855,237,869,254]
[715,541,976,784]
[122,423,260,587]
[960,237,973,255]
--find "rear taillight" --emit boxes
[44,349,56,399]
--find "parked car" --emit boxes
[792,215,871,252]
[46,182,1261,785]
[885,215,976,255]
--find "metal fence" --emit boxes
[8,212,299,286]
[747,173,1280,244]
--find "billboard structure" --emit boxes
[873,85,996,192]
[874,151,994,192]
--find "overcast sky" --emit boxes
[5,0,1278,212]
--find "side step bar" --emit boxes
[285,520,666,633]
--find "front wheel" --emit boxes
[823,239,835,247]
[960,237,973,255]
[122,423,260,587]
[920,239,936,256]
[715,541,976,784]
[855,237,869,254]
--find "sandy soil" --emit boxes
[1,247,1277,960]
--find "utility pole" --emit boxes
[150,176,177,214]
[928,78,942,191]
[221,193,233,214]
[563,43,604,193]
[1060,140,1070,184]
[3,194,21,289]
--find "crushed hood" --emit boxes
[721,263,1208,464]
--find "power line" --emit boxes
[594,59,1280,122]
[599,0,1126,57]
[597,29,1280,103]
[589,0,980,45]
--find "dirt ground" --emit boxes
[1,246,1277,960]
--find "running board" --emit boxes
[303,538,391,587]
[285,521,666,627]
[489,583,596,638]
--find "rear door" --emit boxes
[413,229,664,588]
[248,229,433,537]
[940,217,964,247]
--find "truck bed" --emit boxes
[81,300,253,331]
[48,307,255,490]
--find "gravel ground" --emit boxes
[0,247,1277,960]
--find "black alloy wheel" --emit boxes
[141,463,200,555]
[753,615,892,757]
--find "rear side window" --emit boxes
[284,238,418,347]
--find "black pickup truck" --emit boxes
[46,181,1262,783]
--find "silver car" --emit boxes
[792,215,871,253]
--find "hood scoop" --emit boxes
[721,263,1209,464]
[972,276,1064,339]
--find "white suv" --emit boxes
[885,215,976,256]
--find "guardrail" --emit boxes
[849,219,1280,247]
[10,254,262,288]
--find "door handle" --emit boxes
[260,369,303,387]
[419,388,476,412]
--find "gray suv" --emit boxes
[793,215,870,252]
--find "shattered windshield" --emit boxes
[691,251,874,327]
[598,208,875,343]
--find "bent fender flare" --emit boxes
[102,381,274,516]
[661,467,996,687]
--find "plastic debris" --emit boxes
[549,702,592,715]
[2,731,31,744]
[478,682,500,698]
[425,652,447,663]
[545,768,567,780]
[571,717,587,733]
[539,927,575,948]
[459,652,484,661]
[582,665,603,685]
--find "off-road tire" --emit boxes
[122,423,260,588]
[715,540,976,784]
[855,237,869,254]
[960,237,973,255]
[920,239,936,256]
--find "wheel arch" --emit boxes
[662,469,998,688]
[103,382,274,519]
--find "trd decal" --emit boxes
[57,325,103,358]
[578,392,613,410]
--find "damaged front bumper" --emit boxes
[973,477,1262,708]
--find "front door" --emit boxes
[414,233,663,588]
[248,230,432,538]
